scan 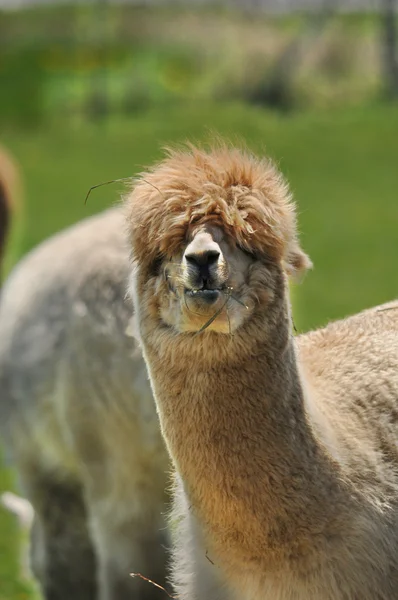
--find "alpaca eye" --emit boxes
[238,245,257,260]
[149,256,163,277]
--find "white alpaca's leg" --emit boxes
[23,470,97,600]
[63,362,170,600]
[90,511,169,600]
[81,455,170,600]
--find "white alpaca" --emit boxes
[0,208,170,600]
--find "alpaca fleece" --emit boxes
[126,141,398,600]
[0,208,170,600]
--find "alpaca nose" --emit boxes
[184,235,222,290]
[185,249,220,269]
[185,249,220,288]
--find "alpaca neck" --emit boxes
[145,309,348,569]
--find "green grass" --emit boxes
[0,457,37,600]
[1,101,398,597]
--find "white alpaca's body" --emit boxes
[0,208,170,600]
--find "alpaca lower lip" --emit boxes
[185,289,221,304]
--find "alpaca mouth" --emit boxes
[184,288,221,305]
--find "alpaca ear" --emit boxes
[284,243,313,280]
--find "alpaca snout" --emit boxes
[185,288,221,305]
[185,248,220,289]
[183,287,223,318]
[183,231,226,291]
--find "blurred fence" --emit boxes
[0,0,397,125]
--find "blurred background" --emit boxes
[0,0,397,597]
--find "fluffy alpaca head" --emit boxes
[126,142,311,339]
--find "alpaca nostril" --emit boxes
[185,249,220,268]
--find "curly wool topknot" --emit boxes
[125,142,308,274]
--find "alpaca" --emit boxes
[125,142,398,600]
[0,145,20,278]
[0,208,171,600]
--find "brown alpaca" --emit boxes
[125,143,398,600]
[0,145,20,278]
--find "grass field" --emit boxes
[0,5,388,123]
[1,101,398,598]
